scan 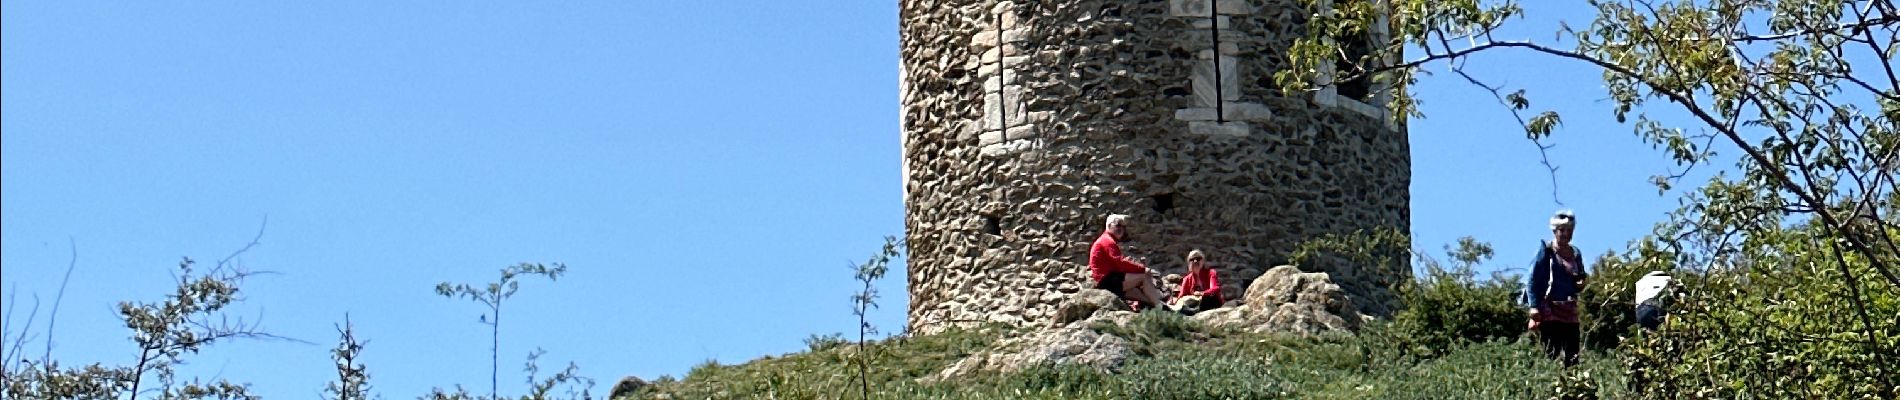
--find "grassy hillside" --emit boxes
[626,312,1626,400]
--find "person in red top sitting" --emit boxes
[1089,214,1163,309]
[1169,249,1223,313]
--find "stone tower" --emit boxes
[899,0,1409,333]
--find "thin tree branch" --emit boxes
[1447,65,1566,206]
[43,238,77,366]
[212,217,268,277]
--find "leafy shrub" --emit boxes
[1622,223,1900,398]
[1289,227,1414,316]
[804,333,848,352]
[2,255,269,400]
[1384,237,1528,359]
[1575,247,1658,351]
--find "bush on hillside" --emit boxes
[1,256,267,400]
[805,333,849,352]
[1384,237,1528,359]
[1621,223,1900,398]
[1576,248,1656,351]
[632,317,1633,399]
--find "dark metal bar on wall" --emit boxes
[1210,2,1223,123]
[995,11,1007,140]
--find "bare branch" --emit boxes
[1447,65,1567,206]
[213,217,268,277]
[43,237,77,366]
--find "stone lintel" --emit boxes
[1337,96,1383,118]
[978,123,1039,145]
[1314,91,1400,131]
[1177,103,1274,122]
[1170,0,1254,17]
[1175,108,1219,121]
[1313,89,1338,107]
[980,139,1037,156]
[1189,121,1251,137]
[1315,90,1381,117]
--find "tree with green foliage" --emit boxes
[436,262,569,400]
[324,314,372,400]
[848,236,901,400]
[1290,229,1532,362]
[1,233,282,400]
[1283,0,1898,396]
[1389,237,1529,358]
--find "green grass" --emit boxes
[626,316,1628,400]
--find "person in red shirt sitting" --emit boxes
[1169,249,1223,314]
[1089,214,1163,309]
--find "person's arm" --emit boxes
[1116,258,1147,274]
[1528,244,1551,310]
[1088,242,1107,274]
[1200,270,1221,297]
[1106,245,1146,274]
[1574,247,1589,286]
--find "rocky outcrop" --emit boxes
[1194,265,1361,334]
[609,376,647,399]
[1052,288,1130,326]
[1189,305,1253,328]
[924,310,1136,384]
[928,279,1359,383]
[901,0,1410,334]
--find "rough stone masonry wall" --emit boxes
[901,0,1410,334]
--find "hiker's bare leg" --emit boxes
[1121,273,1161,306]
[1141,277,1164,306]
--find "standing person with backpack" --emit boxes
[1528,210,1588,366]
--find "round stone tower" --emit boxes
[900,0,1409,333]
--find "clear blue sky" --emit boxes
[3,2,1712,398]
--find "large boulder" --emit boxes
[1189,305,1253,330]
[925,309,1135,384]
[1237,265,1361,334]
[608,376,647,399]
[1052,288,1129,326]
